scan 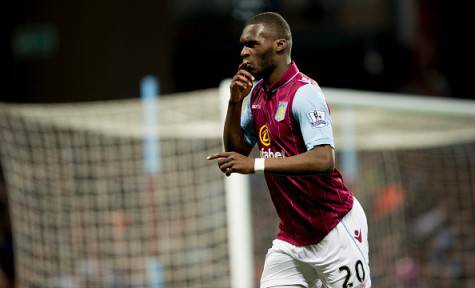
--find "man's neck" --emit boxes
[265,60,291,86]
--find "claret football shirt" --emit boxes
[241,62,354,246]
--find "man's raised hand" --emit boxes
[229,61,255,104]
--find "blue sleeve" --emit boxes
[240,94,257,146]
[292,84,335,150]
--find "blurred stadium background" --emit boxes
[0,1,473,287]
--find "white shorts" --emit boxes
[260,198,371,288]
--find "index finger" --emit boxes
[238,60,249,70]
[237,69,255,82]
[206,152,232,160]
[238,62,255,78]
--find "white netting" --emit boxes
[0,90,228,288]
[353,143,475,287]
[1,87,475,288]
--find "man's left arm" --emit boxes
[259,144,335,175]
[207,144,333,176]
[208,84,336,176]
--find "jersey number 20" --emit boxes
[338,260,365,288]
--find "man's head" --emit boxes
[240,12,292,79]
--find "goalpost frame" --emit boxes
[324,88,475,116]
[219,80,254,288]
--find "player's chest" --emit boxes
[251,92,296,141]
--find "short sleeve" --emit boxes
[292,84,335,150]
[240,94,257,146]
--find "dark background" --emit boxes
[0,0,469,103]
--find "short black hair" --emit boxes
[246,12,292,49]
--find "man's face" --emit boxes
[240,24,275,79]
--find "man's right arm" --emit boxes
[223,63,255,155]
[223,99,253,155]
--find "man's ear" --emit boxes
[274,39,288,53]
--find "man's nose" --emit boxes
[240,47,250,58]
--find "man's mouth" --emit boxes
[241,61,251,69]
[241,61,258,77]
[244,63,255,73]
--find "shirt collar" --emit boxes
[264,61,299,93]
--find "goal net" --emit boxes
[0,90,228,288]
[1,86,475,288]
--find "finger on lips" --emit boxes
[237,72,254,84]
[234,76,252,88]
[238,61,249,70]
[238,62,254,78]
[239,70,254,81]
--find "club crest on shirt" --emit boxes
[275,101,288,122]
[307,110,327,127]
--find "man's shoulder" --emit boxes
[273,72,318,101]
[295,72,318,88]
[291,75,328,113]
[291,73,322,100]
[280,72,319,99]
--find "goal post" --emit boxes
[219,80,254,288]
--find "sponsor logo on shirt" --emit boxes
[251,104,261,109]
[259,124,271,147]
[260,147,286,158]
[274,101,288,122]
[307,110,327,128]
[258,124,285,157]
